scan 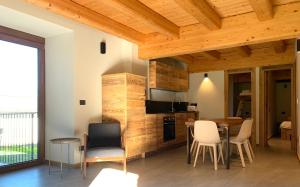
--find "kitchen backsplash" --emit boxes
[146,100,188,114]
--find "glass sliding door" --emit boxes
[0,26,45,171]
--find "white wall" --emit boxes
[188,71,225,119]
[73,32,134,135]
[45,33,75,162]
[132,45,148,76]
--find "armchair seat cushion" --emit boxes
[86,147,125,158]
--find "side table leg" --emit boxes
[60,144,63,178]
[80,146,82,173]
[68,144,70,170]
[48,143,51,175]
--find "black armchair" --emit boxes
[83,122,126,177]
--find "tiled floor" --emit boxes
[0,138,299,187]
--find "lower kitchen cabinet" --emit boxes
[144,112,196,153]
[175,113,187,143]
[145,114,158,152]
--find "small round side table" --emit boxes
[48,137,80,178]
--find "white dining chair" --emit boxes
[190,118,215,163]
[227,117,243,136]
[190,126,197,154]
[248,139,255,159]
[190,123,215,163]
[229,119,254,167]
[193,120,224,170]
[191,133,214,164]
[190,127,212,162]
[190,118,205,159]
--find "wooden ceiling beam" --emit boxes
[273,40,287,53]
[175,0,221,30]
[112,0,179,38]
[25,0,146,43]
[173,55,195,64]
[248,0,273,21]
[189,43,295,73]
[203,50,221,60]
[236,46,252,57]
[139,2,300,59]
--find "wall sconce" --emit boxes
[100,41,106,54]
[204,73,208,78]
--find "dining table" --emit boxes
[185,118,244,169]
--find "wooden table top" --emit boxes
[185,118,244,127]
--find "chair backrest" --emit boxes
[236,119,253,141]
[194,120,220,144]
[88,122,121,148]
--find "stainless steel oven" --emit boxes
[163,116,175,142]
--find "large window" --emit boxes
[0,26,45,171]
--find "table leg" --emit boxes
[187,126,191,164]
[226,127,230,169]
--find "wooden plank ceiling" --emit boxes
[185,39,291,63]
[25,0,300,68]
[185,39,295,72]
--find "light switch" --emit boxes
[79,100,86,105]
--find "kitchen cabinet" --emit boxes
[175,112,196,143]
[102,73,146,157]
[175,113,187,143]
[149,61,189,92]
[145,114,157,152]
[145,112,196,152]
[145,113,169,151]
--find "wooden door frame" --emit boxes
[259,64,297,151]
[0,25,45,173]
[224,68,256,148]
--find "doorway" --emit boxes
[224,68,256,148]
[260,65,296,152]
[0,26,45,172]
[227,72,252,118]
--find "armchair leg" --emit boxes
[123,157,127,174]
[83,160,87,178]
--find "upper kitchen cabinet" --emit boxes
[149,61,188,92]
